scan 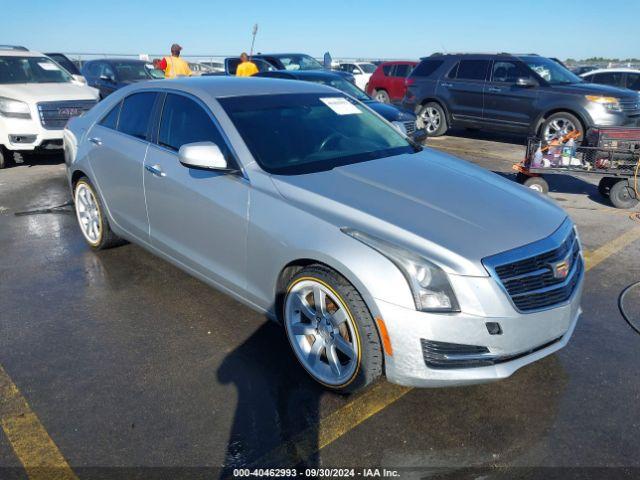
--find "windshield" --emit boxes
[0,56,72,84]
[219,93,414,175]
[113,62,163,81]
[306,77,370,101]
[519,56,583,85]
[274,55,324,71]
[359,63,376,74]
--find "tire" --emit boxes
[609,180,638,209]
[419,102,448,137]
[373,89,390,104]
[523,176,549,194]
[0,146,11,169]
[73,177,124,249]
[598,177,617,197]
[540,112,584,143]
[283,264,382,394]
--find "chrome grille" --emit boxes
[37,100,96,130]
[483,221,582,312]
[403,121,416,135]
[620,98,640,115]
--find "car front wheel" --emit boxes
[283,265,382,393]
[540,112,583,142]
[373,89,390,104]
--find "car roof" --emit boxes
[128,76,337,98]
[264,70,343,80]
[85,58,149,64]
[378,60,417,66]
[581,68,640,76]
[0,49,46,57]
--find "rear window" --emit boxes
[452,60,490,81]
[118,92,157,140]
[99,101,121,130]
[412,60,443,78]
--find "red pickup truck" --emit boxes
[365,61,417,104]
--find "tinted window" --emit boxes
[118,92,157,140]
[412,60,443,78]
[158,94,230,158]
[455,60,490,81]
[393,64,412,77]
[219,93,414,175]
[491,61,532,83]
[592,71,625,88]
[627,73,640,90]
[99,102,121,130]
[382,65,392,76]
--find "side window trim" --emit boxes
[109,91,161,143]
[97,99,122,131]
[153,89,242,170]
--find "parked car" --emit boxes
[81,59,164,98]
[0,46,98,168]
[64,77,583,392]
[188,62,214,76]
[255,69,426,142]
[403,53,640,140]
[338,62,377,90]
[252,53,355,83]
[365,61,417,104]
[199,60,225,72]
[45,53,86,84]
[206,57,277,76]
[572,65,599,76]
[581,68,640,92]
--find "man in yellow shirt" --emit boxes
[160,44,192,79]
[236,52,259,77]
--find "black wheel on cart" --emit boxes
[609,180,638,209]
[523,176,549,194]
[598,177,617,197]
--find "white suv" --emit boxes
[0,46,99,168]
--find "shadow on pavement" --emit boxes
[445,128,529,146]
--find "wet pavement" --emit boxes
[1,135,639,479]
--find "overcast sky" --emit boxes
[7,0,640,60]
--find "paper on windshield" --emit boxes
[145,63,155,69]
[38,62,61,71]
[320,97,362,115]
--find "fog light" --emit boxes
[486,322,502,335]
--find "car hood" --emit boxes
[365,100,415,122]
[551,82,638,99]
[0,82,99,102]
[271,149,567,276]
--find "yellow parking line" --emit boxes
[255,225,640,465]
[0,365,78,480]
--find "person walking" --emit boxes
[236,52,259,77]
[158,44,192,79]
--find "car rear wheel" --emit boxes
[373,89,390,104]
[283,265,382,393]
[419,102,447,136]
[540,112,583,143]
[74,178,124,249]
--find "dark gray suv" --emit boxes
[402,53,640,141]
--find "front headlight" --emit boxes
[585,95,622,112]
[0,97,31,119]
[342,228,460,312]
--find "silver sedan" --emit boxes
[64,77,583,393]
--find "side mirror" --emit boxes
[352,69,361,75]
[178,142,229,171]
[516,77,538,88]
[99,74,114,83]
[71,74,87,85]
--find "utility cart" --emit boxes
[514,127,640,209]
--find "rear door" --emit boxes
[389,64,412,101]
[143,92,249,293]
[483,58,539,129]
[87,92,158,241]
[437,58,489,122]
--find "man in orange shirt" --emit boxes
[236,52,259,77]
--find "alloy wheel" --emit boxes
[75,183,102,245]
[420,106,441,134]
[284,279,359,386]
[542,117,577,142]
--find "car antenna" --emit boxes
[250,23,259,61]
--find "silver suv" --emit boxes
[64,77,584,393]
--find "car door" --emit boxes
[143,92,249,293]
[483,59,539,129]
[437,59,489,121]
[87,92,158,242]
[389,64,411,101]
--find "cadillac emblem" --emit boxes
[551,255,572,280]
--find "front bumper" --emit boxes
[0,117,64,151]
[375,275,583,388]
[586,103,640,128]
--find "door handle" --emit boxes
[487,87,502,93]
[145,164,166,177]
[440,82,453,88]
[89,137,102,146]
